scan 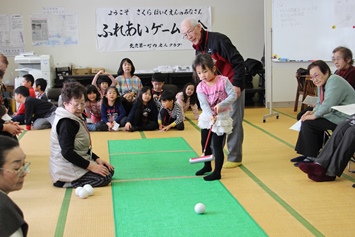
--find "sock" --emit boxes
[203,173,221,181]
[195,162,212,176]
[63,182,72,188]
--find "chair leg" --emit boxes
[294,93,300,112]
[348,155,355,173]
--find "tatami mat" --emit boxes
[9,108,355,237]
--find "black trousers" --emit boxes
[160,109,184,130]
[295,118,337,157]
[201,128,226,175]
[130,107,158,131]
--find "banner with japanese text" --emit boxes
[96,7,211,52]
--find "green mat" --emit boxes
[109,137,267,237]
[109,137,199,180]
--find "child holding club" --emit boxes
[193,54,236,181]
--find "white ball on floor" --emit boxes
[194,203,205,214]
[75,187,83,196]
[78,188,89,199]
[83,184,94,196]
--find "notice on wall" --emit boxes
[31,13,79,47]
[96,6,212,52]
[0,14,25,56]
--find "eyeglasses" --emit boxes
[69,102,86,108]
[332,57,344,62]
[310,74,321,81]
[0,162,30,177]
[182,25,196,39]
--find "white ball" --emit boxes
[78,188,89,199]
[83,184,94,196]
[194,203,206,214]
[75,187,83,196]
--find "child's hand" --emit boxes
[161,125,171,131]
[159,124,163,130]
[106,122,113,130]
[210,116,217,125]
[213,104,220,115]
[125,122,131,131]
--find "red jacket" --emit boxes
[193,28,246,91]
[335,65,355,90]
[16,87,36,115]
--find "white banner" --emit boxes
[96,7,211,52]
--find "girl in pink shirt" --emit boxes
[193,54,236,181]
[85,85,101,130]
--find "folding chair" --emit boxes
[348,155,355,173]
[294,70,317,112]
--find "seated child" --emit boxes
[151,72,165,111]
[84,85,101,131]
[124,86,158,132]
[176,82,199,120]
[96,86,126,131]
[0,105,17,140]
[35,78,48,101]
[12,74,36,124]
[158,90,184,131]
[92,70,116,98]
[14,86,57,130]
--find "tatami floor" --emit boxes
[10,107,355,237]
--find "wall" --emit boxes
[264,0,340,107]
[1,0,264,90]
[272,0,355,61]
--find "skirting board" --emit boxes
[265,101,294,108]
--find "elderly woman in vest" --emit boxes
[49,82,114,188]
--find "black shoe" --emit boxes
[129,126,138,132]
[290,155,307,162]
[294,158,313,167]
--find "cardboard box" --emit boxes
[91,68,105,74]
[72,67,92,75]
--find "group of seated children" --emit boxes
[83,57,200,132]
[8,74,56,131]
[86,72,198,132]
[6,57,200,132]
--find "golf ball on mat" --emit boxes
[194,203,206,214]
[75,187,83,196]
[83,184,94,196]
[79,188,89,199]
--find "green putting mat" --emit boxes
[109,137,266,237]
[109,137,200,180]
